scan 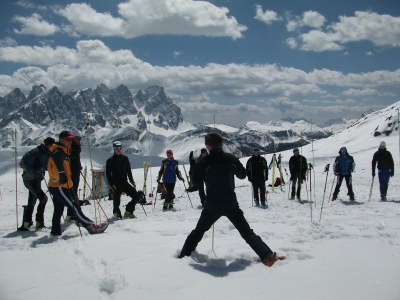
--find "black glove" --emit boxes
[390,170,394,177]
[59,172,67,184]
[157,178,160,183]
[372,171,375,177]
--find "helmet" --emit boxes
[113,141,122,149]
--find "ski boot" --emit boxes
[254,200,260,207]
[86,223,108,234]
[35,221,46,230]
[331,194,337,201]
[65,215,75,222]
[163,201,174,211]
[289,195,295,200]
[123,211,136,219]
[264,252,287,267]
[18,221,33,231]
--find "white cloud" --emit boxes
[254,5,282,25]
[173,51,183,58]
[288,11,400,52]
[57,0,247,39]
[13,13,59,36]
[285,37,297,49]
[0,40,399,124]
[302,11,326,28]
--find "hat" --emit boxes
[166,149,173,155]
[339,147,347,153]
[293,147,299,153]
[201,148,207,154]
[59,131,74,141]
[44,137,55,146]
[253,148,260,154]
[70,128,82,137]
[379,141,386,149]
[113,141,122,149]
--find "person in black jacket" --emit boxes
[246,149,268,206]
[372,141,394,201]
[18,137,55,230]
[178,132,286,267]
[106,141,140,219]
[188,148,208,207]
[65,128,83,222]
[289,148,308,200]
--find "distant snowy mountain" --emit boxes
[1,83,397,160]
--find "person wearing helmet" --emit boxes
[157,149,184,210]
[106,141,140,219]
[332,146,356,201]
[48,131,108,236]
[372,141,394,201]
[289,148,308,200]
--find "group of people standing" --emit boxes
[19,130,108,235]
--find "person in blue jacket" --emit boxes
[332,147,356,201]
[157,149,184,210]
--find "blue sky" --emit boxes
[0,0,399,126]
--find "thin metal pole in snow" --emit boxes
[14,129,18,230]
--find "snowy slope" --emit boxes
[0,102,399,300]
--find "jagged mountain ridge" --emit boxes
[0,83,352,158]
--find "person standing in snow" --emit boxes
[65,128,83,222]
[157,149,184,210]
[18,137,55,230]
[48,131,108,236]
[372,141,394,201]
[246,149,268,207]
[188,148,208,207]
[106,141,141,219]
[332,146,356,201]
[289,148,308,200]
[178,132,286,267]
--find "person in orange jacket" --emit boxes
[47,131,108,236]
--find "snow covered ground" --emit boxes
[0,103,399,300]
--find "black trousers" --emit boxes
[67,171,80,217]
[333,175,354,197]
[113,181,139,213]
[291,174,303,197]
[49,187,93,235]
[164,182,176,203]
[251,179,266,202]
[198,182,206,206]
[179,203,273,260]
[22,178,48,223]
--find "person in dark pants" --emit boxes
[106,141,140,219]
[332,147,356,201]
[246,149,268,206]
[66,128,83,222]
[48,131,108,236]
[178,132,286,267]
[372,141,394,201]
[289,148,308,200]
[157,149,184,210]
[188,148,208,207]
[18,137,55,230]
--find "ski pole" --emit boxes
[181,180,193,208]
[368,175,375,202]
[14,128,18,230]
[319,164,330,222]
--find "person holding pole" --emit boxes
[289,148,308,200]
[332,147,355,201]
[178,132,286,267]
[106,141,141,219]
[48,131,108,236]
[246,149,268,207]
[372,141,394,201]
[157,149,184,211]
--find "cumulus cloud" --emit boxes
[13,13,59,36]
[0,37,18,47]
[56,0,247,39]
[288,11,400,52]
[254,5,282,25]
[0,40,399,124]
